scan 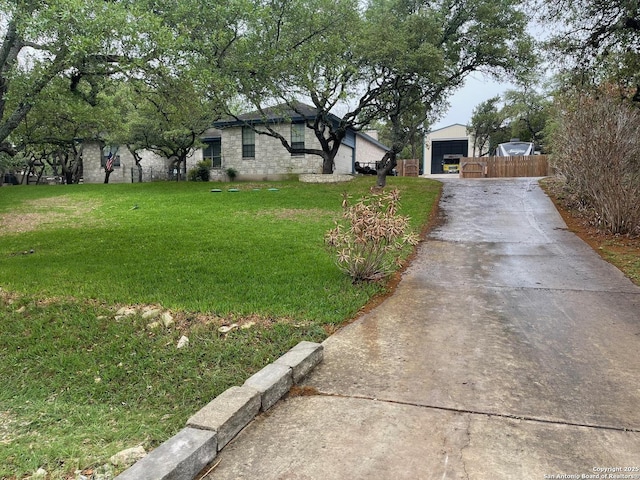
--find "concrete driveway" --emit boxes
[206,178,640,480]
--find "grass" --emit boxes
[0,176,441,479]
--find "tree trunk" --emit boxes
[376,150,398,188]
[169,158,180,181]
[104,170,112,184]
[137,163,143,182]
[171,157,187,181]
[35,163,45,184]
[322,154,334,174]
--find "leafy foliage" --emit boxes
[118,75,218,180]
[226,167,238,180]
[2,0,534,185]
[325,189,420,282]
[539,0,640,100]
[10,77,119,184]
[501,84,553,149]
[467,82,553,155]
[0,0,166,152]
[224,0,363,174]
[359,0,534,185]
[228,0,533,179]
[188,160,211,181]
[467,95,506,156]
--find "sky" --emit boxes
[430,72,516,131]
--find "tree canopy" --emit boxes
[467,96,506,157]
[10,76,118,183]
[539,0,640,100]
[362,0,534,184]
[221,0,364,174]
[224,0,533,182]
[2,0,535,183]
[117,71,221,181]
[0,0,168,154]
[467,82,553,155]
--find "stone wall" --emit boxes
[82,125,387,183]
[355,135,387,167]
[298,173,354,183]
[218,125,329,180]
[82,142,110,184]
[82,142,200,184]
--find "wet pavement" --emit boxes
[205,178,640,480]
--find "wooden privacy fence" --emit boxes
[396,158,420,177]
[460,155,551,178]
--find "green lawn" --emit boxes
[0,177,440,479]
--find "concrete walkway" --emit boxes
[205,178,640,480]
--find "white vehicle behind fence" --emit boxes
[495,140,535,156]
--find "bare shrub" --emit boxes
[325,189,419,282]
[552,89,640,235]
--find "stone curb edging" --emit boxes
[114,341,323,480]
[298,173,354,183]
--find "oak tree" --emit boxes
[0,0,165,155]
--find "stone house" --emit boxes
[81,102,389,183]
[208,102,390,181]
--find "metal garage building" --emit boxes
[423,124,480,175]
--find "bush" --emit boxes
[226,167,238,181]
[325,189,419,282]
[551,89,640,235]
[188,161,211,182]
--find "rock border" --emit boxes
[298,173,354,183]
[114,341,323,480]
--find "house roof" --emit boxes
[201,128,222,141]
[428,123,468,135]
[213,101,343,128]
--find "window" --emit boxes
[101,145,121,168]
[242,127,255,158]
[203,140,222,168]
[291,123,305,156]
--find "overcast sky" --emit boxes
[431,73,516,131]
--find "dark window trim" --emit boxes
[203,142,222,168]
[291,123,305,156]
[242,127,255,158]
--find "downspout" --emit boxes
[351,142,356,174]
[422,133,427,175]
